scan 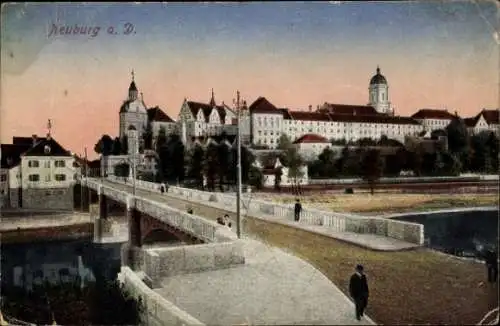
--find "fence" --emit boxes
[103,175,424,245]
[307,175,499,185]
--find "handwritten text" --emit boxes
[48,23,136,38]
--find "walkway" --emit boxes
[100,179,419,251]
[154,237,375,325]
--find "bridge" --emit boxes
[77,176,425,325]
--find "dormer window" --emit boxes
[44,145,51,154]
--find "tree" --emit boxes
[111,137,122,155]
[121,135,128,155]
[167,134,185,184]
[114,163,130,177]
[94,135,114,156]
[204,143,219,191]
[217,135,231,191]
[446,116,470,171]
[277,134,293,151]
[317,147,337,178]
[188,144,205,189]
[230,145,255,185]
[274,167,282,191]
[361,149,385,195]
[155,127,169,182]
[248,166,264,190]
[143,124,153,150]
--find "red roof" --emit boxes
[248,97,282,114]
[464,116,479,127]
[147,106,175,123]
[186,101,227,123]
[411,109,455,120]
[320,103,380,116]
[293,134,329,144]
[479,109,499,125]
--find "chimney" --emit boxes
[308,105,312,112]
[46,133,51,141]
[32,134,37,147]
[317,105,320,111]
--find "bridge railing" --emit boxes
[100,176,424,245]
[84,177,234,244]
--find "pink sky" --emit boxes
[1,3,498,159]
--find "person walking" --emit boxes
[349,264,369,321]
[485,248,498,283]
[223,214,232,228]
[294,199,302,222]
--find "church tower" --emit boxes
[368,66,393,115]
[119,69,148,141]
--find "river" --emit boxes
[392,208,498,257]
[1,237,123,290]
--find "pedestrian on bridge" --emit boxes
[224,214,232,228]
[294,199,302,222]
[349,264,369,321]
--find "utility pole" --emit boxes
[236,90,242,239]
[84,147,90,207]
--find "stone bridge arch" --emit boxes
[139,214,204,245]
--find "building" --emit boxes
[293,134,331,161]
[1,134,77,209]
[410,109,456,132]
[464,109,499,135]
[119,71,148,142]
[253,156,308,187]
[368,66,393,115]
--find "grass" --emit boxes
[244,217,499,325]
[134,188,500,324]
[260,193,499,215]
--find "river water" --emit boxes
[1,237,123,290]
[393,208,498,257]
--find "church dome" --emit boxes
[370,66,387,85]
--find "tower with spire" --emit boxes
[119,69,148,146]
[368,65,393,115]
[209,88,216,107]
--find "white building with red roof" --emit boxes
[293,134,331,161]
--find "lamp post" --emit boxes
[235,90,242,239]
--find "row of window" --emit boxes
[28,160,67,168]
[28,174,67,182]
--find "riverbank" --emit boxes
[261,193,498,214]
[0,212,93,244]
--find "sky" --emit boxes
[1,1,498,158]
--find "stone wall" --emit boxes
[9,188,19,208]
[144,241,245,286]
[118,266,205,326]
[22,187,73,210]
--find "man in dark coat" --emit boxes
[294,199,302,222]
[349,264,369,321]
[485,249,498,283]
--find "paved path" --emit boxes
[154,237,375,325]
[101,179,419,251]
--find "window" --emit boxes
[44,161,50,168]
[45,175,51,182]
[55,174,66,181]
[29,174,40,182]
[0,175,6,182]
[28,160,39,168]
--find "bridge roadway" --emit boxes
[92,179,376,325]
[97,178,419,251]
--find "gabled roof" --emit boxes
[12,136,46,146]
[147,106,175,123]
[411,109,455,120]
[478,109,499,125]
[1,143,32,168]
[248,97,283,115]
[186,101,227,123]
[320,103,380,116]
[21,136,71,157]
[464,116,480,128]
[293,134,329,144]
